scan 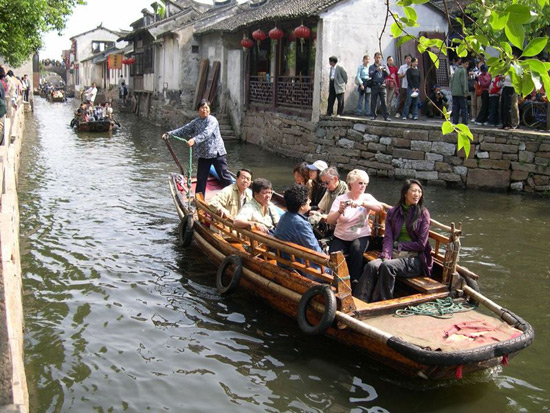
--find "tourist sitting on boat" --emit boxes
[293,161,310,186]
[354,179,432,302]
[326,169,383,283]
[307,160,328,211]
[104,102,113,119]
[317,166,348,214]
[274,184,328,281]
[308,166,349,239]
[209,168,253,219]
[275,184,323,253]
[75,103,88,122]
[234,178,279,234]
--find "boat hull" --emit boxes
[73,120,117,132]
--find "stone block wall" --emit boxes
[242,111,550,194]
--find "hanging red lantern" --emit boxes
[252,28,266,52]
[241,36,254,51]
[268,26,284,45]
[294,23,311,53]
[252,29,267,43]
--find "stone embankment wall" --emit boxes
[0,102,28,412]
[242,111,550,193]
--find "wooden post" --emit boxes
[329,252,356,314]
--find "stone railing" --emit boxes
[0,102,28,412]
[242,112,550,194]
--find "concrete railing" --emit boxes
[0,100,28,412]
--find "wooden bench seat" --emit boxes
[363,250,448,294]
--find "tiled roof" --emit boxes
[195,0,342,34]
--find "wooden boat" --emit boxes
[70,118,119,132]
[48,89,66,102]
[165,149,533,381]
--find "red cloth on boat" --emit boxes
[444,320,522,344]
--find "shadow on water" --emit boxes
[19,98,549,412]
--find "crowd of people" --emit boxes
[74,100,114,123]
[163,99,432,303]
[0,66,30,137]
[326,51,548,130]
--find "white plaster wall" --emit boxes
[316,0,447,117]
[72,28,127,86]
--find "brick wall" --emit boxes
[242,111,550,193]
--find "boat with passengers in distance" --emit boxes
[163,140,534,381]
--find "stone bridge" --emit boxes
[42,64,67,83]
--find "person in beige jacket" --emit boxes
[209,169,253,218]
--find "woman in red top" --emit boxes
[385,56,399,116]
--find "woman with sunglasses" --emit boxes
[354,179,432,302]
[326,169,382,283]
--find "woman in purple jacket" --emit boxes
[354,179,432,302]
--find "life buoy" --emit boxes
[216,255,242,294]
[297,285,337,335]
[177,215,194,247]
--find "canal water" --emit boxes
[19,98,549,412]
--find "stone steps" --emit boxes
[215,114,238,141]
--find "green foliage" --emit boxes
[0,0,84,67]
[390,0,550,157]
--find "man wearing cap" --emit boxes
[307,160,328,211]
[326,56,348,116]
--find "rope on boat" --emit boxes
[394,297,476,319]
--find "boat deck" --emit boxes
[364,308,522,352]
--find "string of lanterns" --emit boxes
[240,22,311,52]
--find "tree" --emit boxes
[0,0,85,67]
[385,0,550,156]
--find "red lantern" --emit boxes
[252,29,267,42]
[294,23,311,53]
[252,29,266,52]
[268,26,284,44]
[241,37,254,51]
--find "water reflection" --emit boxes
[19,98,549,411]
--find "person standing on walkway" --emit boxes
[474,65,491,125]
[396,55,411,118]
[402,57,421,120]
[385,56,399,116]
[369,52,391,121]
[450,58,469,125]
[162,99,232,196]
[355,55,371,116]
[326,56,348,116]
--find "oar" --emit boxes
[163,136,186,176]
[113,118,121,127]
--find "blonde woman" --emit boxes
[327,169,382,282]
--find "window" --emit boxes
[143,45,154,73]
[91,41,115,54]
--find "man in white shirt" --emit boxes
[396,55,411,118]
[83,82,98,103]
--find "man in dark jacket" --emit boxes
[369,52,391,121]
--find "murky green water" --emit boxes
[19,98,549,412]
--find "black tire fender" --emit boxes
[463,275,480,305]
[297,285,337,335]
[216,255,242,294]
[178,215,194,247]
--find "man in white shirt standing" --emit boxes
[396,55,411,118]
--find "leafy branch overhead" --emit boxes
[388,0,550,156]
[0,0,86,67]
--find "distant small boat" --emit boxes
[48,89,66,102]
[70,118,119,132]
